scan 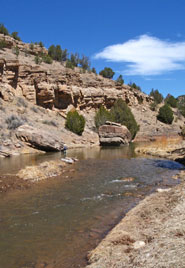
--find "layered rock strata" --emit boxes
[0,55,152,111]
[99,122,132,146]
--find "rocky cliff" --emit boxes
[0,34,184,156]
[0,56,151,110]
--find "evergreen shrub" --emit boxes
[165,95,178,108]
[65,110,85,135]
[94,106,113,128]
[157,104,174,124]
[94,99,139,139]
[110,99,139,139]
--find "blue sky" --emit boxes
[1,0,185,97]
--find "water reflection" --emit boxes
[0,144,136,175]
[154,159,185,170]
[67,144,136,160]
[0,152,60,174]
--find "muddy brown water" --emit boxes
[0,145,184,268]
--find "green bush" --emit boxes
[34,55,42,64]
[149,102,157,111]
[65,110,85,135]
[116,75,124,85]
[0,40,7,50]
[94,99,139,139]
[70,53,79,67]
[91,67,97,74]
[48,45,68,62]
[157,104,174,124]
[66,59,74,69]
[61,49,68,62]
[179,106,185,117]
[29,42,34,50]
[0,24,9,35]
[48,45,55,58]
[177,95,185,117]
[94,106,113,128]
[110,99,139,139]
[11,32,21,41]
[39,41,44,47]
[79,55,90,70]
[42,54,53,64]
[55,45,62,61]
[99,67,115,79]
[128,82,141,91]
[165,95,178,108]
[150,89,163,104]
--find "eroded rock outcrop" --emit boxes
[0,33,48,55]
[0,56,152,111]
[99,122,132,146]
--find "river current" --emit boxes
[0,145,183,268]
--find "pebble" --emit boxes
[120,177,135,182]
[133,240,146,249]
[157,188,171,193]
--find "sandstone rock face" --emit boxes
[0,56,152,110]
[99,122,132,146]
[16,125,64,151]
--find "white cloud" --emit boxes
[94,35,185,76]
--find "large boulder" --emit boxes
[16,125,64,152]
[99,121,132,146]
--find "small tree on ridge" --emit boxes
[99,67,115,79]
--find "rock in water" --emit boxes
[16,125,64,152]
[99,122,132,146]
[61,157,74,164]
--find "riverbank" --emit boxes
[135,137,185,165]
[86,170,185,267]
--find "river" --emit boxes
[0,145,183,268]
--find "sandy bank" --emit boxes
[86,170,185,268]
[0,158,76,193]
[135,137,185,165]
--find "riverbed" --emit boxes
[0,145,183,268]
